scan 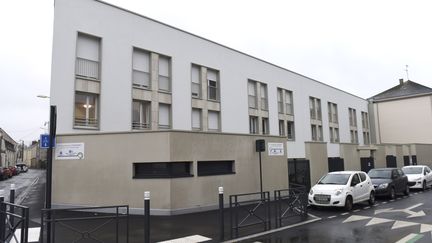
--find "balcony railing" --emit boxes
[74,118,98,128]
[132,122,150,130]
[76,57,99,80]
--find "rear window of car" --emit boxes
[359,173,367,181]
[402,167,423,174]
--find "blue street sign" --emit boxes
[40,134,55,148]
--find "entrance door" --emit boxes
[328,157,345,172]
[386,155,397,168]
[360,157,375,173]
[288,159,311,190]
[403,156,410,166]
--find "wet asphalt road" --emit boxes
[0,169,43,203]
[242,188,432,243]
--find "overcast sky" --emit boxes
[1,0,431,144]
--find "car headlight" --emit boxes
[378,183,388,189]
[309,189,314,195]
[335,189,343,196]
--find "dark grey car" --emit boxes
[368,168,409,199]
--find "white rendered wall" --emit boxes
[51,0,369,158]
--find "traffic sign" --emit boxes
[40,134,55,148]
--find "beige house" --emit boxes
[0,128,17,167]
[23,140,47,169]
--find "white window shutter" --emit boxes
[133,50,150,72]
[208,111,219,130]
[77,35,100,61]
[159,104,170,127]
[192,109,201,129]
[159,56,170,76]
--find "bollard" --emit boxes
[10,184,15,227]
[218,187,224,242]
[0,190,5,241]
[144,191,150,243]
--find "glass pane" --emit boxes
[74,94,86,120]
[132,50,150,72]
[208,111,219,130]
[133,70,150,88]
[159,75,170,91]
[158,56,170,76]
[159,104,170,128]
[192,109,201,129]
[191,65,200,84]
[132,101,140,123]
[192,83,200,98]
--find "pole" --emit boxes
[0,190,5,241]
[46,105,57,243]
[10,184,15,227]
[144,191,150,243]
[218,187,224,241]
[259,151,263,198]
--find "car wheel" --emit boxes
[368,192,375,205]
[423,181,427,191]
[404,185,410,196]
[389,187,395,199]
[344,196,353,211]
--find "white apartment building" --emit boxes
[51,0,413,214]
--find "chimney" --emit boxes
[399,78,404,85]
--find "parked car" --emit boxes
[9,166,18,176]
[16,163,28,173]
[368,168,409,199]
[2,167,12,179]
[0,168,6,180]
[402,165,432,190]
[308,171,375,211]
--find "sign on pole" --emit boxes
[40,134,55,149]
[268,143,284,156]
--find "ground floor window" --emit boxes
[197,160,235,176]
[133,162,192,178]
[74,92,98,128]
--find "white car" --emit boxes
[402,165,432,190]
[308,171,375,211]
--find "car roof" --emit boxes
[403,165,426,168]
[328,171,364,175]
[369,168,396,171]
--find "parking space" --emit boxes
[238,188,432,243]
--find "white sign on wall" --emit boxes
[55,143,85,160]
[268,143,284,156]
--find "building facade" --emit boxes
[0,128,18,167]
[51,0,428,214]
[23,140,47,169]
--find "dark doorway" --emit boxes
[360,157,375,173]
[386,155,397,168]
[288,159,311,190]
[412,155,417,165]
[403,156,410,166]
[328,157,345,172]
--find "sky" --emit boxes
[1,0,432,144]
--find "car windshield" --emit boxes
[368,170,391,179]
[318,174,351,185]
[402,167,423,174]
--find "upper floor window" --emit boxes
[132,100,151,130]
[285,91,293,115]
[262,117,269,135]
[191,65,201,98]
[208,110,220,131]
[207,69,219,101]
[192,108,202,130]
[349,108,357,127]
[74,92,98,128]
[311,124,323,141]
[132,49,151,89]
[248,80,257,109]
[361,112,369,129]
[158,55,171,92]
[309,97,322,120]
[277,89,284,113]
[158,103,171,129]
[287,121,295,140]
[250,116,258,134]
[328,102,338,123]
[76,33,100,80]
[260,84,268,111]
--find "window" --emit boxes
[249,116,258,134]
[158,103,171,129]
[277,89,284,113]
[311,124,322,141]
[328,102,338,123]
[262,117,269,135]
[310,97,321,120]
[350,130,358,143]
[132,100,151,129]
[132,49,151,89]
[349,108,357,127]
[192,108,201,130]
[318,125,323,141]
[362,112,369,129]
[208,110,220,131]
[311,125,317,141]
[260,84,268,110]
[133,162,192,178]
[351,174,360,185]
[287,121,295,140]
[329,127,334,143]
[363,132,370,145]
[197,160,235,176]
[359,173,367,181]
[285,91,293,115]
[279,120,285,136]
[248,81,257,108]
[158,55,171,92]
[191,65,201,98]
[334,128,339,143]
[76,33,100,80]
[207,69,219,101]
[74,92,98,128]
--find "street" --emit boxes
[239,188,432,243]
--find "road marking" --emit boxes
[390,200,395,202]
[365,217,394,226]
[223,217,321,243]
[328,216,336,219]
[382,202,387,204]
[353,209,360,213]
[395,233,423,243]
[159,235,211,243]
[364,206,370,209]
[420,224,432,233]
[342,215,371,223]
[392,220,420,230]
[341,212,349,216]
[374,204,425,218]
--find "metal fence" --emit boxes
[274,186,308,228]
[0,201,29,243]
[40,205,129,243]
